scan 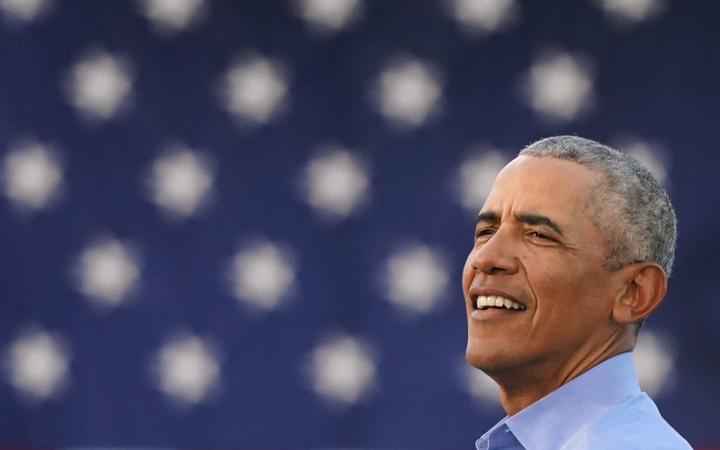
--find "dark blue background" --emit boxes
[0,0,718,448]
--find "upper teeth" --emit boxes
[475,295,525,310]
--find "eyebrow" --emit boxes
[475,210,565,236]
[475,211,499,227]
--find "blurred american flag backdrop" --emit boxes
[0,0,719,448]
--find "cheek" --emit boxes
[523,249,577,302]
[528,260,609,325]
[461,252,475,295]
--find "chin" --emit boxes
[466,340,512,374]
[466,341,492,370]
[465,352,485,370]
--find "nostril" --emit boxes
[475,264,506,275]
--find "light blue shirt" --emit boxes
[475,352,692,450]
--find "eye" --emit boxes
[474,227,495,241]
[528,231,553,241]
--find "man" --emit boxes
[463,136,691,449]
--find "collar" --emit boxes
[480,352,641,450]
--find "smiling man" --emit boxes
[464,136,691,449]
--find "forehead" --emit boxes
[483,156,601,222]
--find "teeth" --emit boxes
[475,295,526,311]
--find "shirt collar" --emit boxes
[479,352,641,450]
[475,417,515,450]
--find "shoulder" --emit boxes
[563,394,692,450]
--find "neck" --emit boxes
[491,331,633,416]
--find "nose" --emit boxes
[468,227,519,275]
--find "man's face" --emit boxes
[463,156,626,376]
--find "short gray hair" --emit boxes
[519,135,677,275]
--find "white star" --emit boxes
[64,50,133,121]
[0,0,51,23]
[294,0,363,34]
[383,244,449,315]
[458,360,502,408]
[521,50,594,123]
[375,56,443,128]
[152,333,220,407]
[455,148,507,214]
[219,55,289,125]
[594,0,665,25]
[634,329,675,397]
[227,240,296,312]
[446,0,520,35]
[137,0,206,34]
[6,328,69,401]
[146,145,214,219]
[301,146,369,219]
[618,137,668,186]
[305,334,376,405]
[74,236,141,308]
[2,139,63,211]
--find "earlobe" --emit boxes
[612,263,668,326]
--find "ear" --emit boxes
[612,263,668,326]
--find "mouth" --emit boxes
[473,294,526,311]
[467,287,529,321]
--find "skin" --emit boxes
[463,155,668,415]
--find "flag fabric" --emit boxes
[0,0,718,448]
